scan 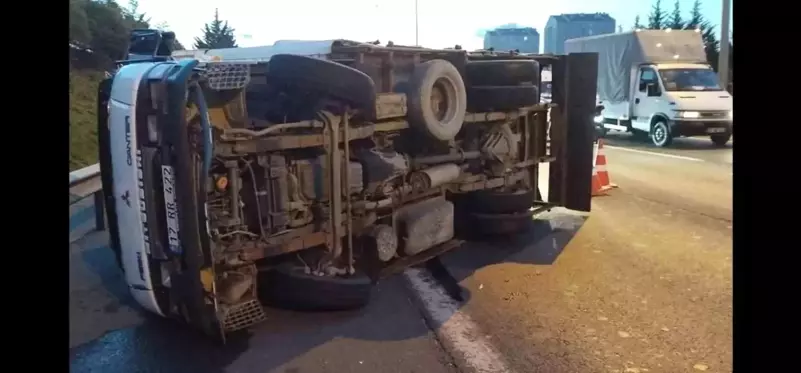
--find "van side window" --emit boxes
[639,69,657,92]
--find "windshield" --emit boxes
[659,68,722,92]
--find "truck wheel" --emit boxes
[469,211,532,236]
[467,85,539,112]
[650,120,673,147]
[469,188,535,214]
[465,59,540,86]
[710,133,731,147]
[259,264,373,311]
[266,54,377,119]
[407,59,467,141]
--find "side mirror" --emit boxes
[646,83,661,97]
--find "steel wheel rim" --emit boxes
[653,123,667,145]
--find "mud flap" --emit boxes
[548,53,598,213]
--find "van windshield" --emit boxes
[659,68,722,92]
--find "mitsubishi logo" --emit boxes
[121,190,131,207]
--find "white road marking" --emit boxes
[404,268,513,373]
[604,145,704,162]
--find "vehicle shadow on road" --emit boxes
[70,315,251,373]
[70,231,460,373]
[603,133,733,150]
[439,209,589,283]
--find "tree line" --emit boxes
[69,0,239,69]
[632,0,732,79]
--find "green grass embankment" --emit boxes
[69,69,103,171]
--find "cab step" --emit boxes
[220,298,267,332]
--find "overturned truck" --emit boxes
[97,30,598,341]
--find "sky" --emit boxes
[136,0,733,51]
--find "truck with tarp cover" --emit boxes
[566,30,732,147]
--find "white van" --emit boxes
[567,30,732,147]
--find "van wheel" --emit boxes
[710,133,731,147]
[651,120,673,147]
[407,59,467,141]
[259,264,373,311]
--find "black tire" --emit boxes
[469,188,535,214]
[467,85,539,112]
[259,265,373,311]
[267,54,377,118]
[710,133,731,147]
[96,78,123,270]
[465,59,540,86]
[406,59,467,141]
[469,211,532,236]
[650,120,673,147]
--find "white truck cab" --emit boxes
[568,30,733,147]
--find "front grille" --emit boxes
[204,63,251,91]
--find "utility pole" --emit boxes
[415,0,419,46]
[718,0,731,87]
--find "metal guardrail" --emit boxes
[69,163,105,231]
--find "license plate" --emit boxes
[161,165,182,254]
[706,127,726,133]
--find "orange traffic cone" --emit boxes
[591,139,617,196]
[595,139,618,189]
[591,167,606,196]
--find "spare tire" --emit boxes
[259,264,373,311]
[467,85,539,112]
[469,211,533,236]
[407,59,468,141]
[465,59,540,86]
[469,188,535,214]
[267,54,377,119]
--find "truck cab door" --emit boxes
[631,67,662,132]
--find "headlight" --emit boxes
[727,110,733,119]
[594,115,603,124]
[675,111,700,119]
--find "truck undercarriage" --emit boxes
[98,31,598,341]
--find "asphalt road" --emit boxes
[440,133,733,373]
[69,133,732,373]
